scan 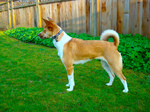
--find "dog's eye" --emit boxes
[48,27,52,30]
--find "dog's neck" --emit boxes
[53,26,72,51]
[52,26,64,42]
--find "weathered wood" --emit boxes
[117,0,123,34]
[14,9,20,27]
[134,0,139,35]
[11,0,16,28]
[111,0,117,31]
[101,0,107,32]
[0,0,149,39]
[90,0,97,36]
[137,0,143,35]
[82,0,86,33]
[146,0,149,38]
[39,0,74,5]
[123,0,129,34]
[36,0,41,27]
[78,0,85,34]
[142,0,149,38]
[65,1,70,32]
[7,0,11,28]
[106,0,111,29]
[97,0,100,36]
[72,0,77,33]
[13,3,36,9]
[60,1,66,31]
[86,0,90,34]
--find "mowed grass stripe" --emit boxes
[0,31,149,112]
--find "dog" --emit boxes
[38,18,129,93]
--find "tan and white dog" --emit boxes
[38,18,129,93]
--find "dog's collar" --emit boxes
[52,30,63,42]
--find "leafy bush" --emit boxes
[118,33,150,73]
[4,27,150,73]
[4,27,54,47]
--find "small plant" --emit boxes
[4,27,150,73]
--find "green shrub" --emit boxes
[118,33,150,73]
[4,27,150,73]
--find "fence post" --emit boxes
[11,0,15,28]
[7,0,12,29]
[90,0,97,36]
[36,0,42,27]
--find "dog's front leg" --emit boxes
[66,66,75,91]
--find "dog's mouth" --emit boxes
[38,33,48,39]
[38,33,54,39]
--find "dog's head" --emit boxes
[38,18,58,39]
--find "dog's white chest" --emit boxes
[53,33,72,61]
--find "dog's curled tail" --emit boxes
[100,29,119,47]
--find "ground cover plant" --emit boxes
[4,27,150,73]
[0,31,150,111]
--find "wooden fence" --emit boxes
[0,0,149,39]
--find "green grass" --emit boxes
[0,31,150,112]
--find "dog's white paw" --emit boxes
[67,88,73,92]
[123,89,128,93]
[66,83,70,87]
[106,83,112,86]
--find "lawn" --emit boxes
[0,31,150,112]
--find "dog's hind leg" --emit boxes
[111,67,128,93]
[101,60,115,86]
[107,56,129,93]
[66,66,75,92]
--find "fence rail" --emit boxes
[0,0,149,39]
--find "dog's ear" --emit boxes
[43,18,50,25]
[47,17,54,22]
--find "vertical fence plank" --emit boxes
[60,3,64,30]
[129,0,134,34]
[30,7,35,27]
[106,0,111,29]
[148,0,150,39]
[65,1,72,32]
[137,0,143,35]
[7,0,11,29]
[142,0,149,38]
[123,0,129,34]
[12,0,16,28]
[82,0,86,33]
[72,0,77,33]
[101,0,107,32]
[14,9,20,27]
[117,0,123,34]
[52,3,59,24]
[111,0,117,31]
[133,0,143,35]
[78,0,82,33]
[134,0,139,35]
[97,0,100,35]
[36,0,41,27]
[53,3,59,25]
[76,0,79,34]
[86,0,90,34]
[40,5,45,27]
[61,1,66,31]
[90,0,97,36]
[78,0,86,34]
[57,3,61,26]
